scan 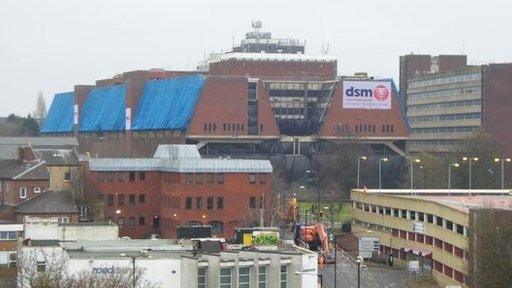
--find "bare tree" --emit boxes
[33,92,47,124]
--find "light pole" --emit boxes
[333,235,342,288]
[462,157,478,192]
[356,255,363,288]
[121,251,148,288]
[448,163,460,194]
[307,170,321,222]
[410,158,421,193]
[294,271,322,287]
[494,157,511,194]
[357,156,367,189]
[378,157,389,192]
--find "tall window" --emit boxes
[198,267,207,288]
[186,174,193,185]
[186,197,192,209]
[249,174,256,184]
[129,194,135,206]
[118,217,125,229]
[129,172,135,182]
[217,197,224,209]
[207,197,214,210]
[107,195,114,206]
[117,172,125,182]
[249,197,256,209]
[118,195,125,206]
[139,194,146,204]
[238,267,250,288]
[258,266,267,288]
[280,265,288,288]
[196,174,203,185]
[259,174,266,184]
[217,173,225,184]
[64,171,71,182]
[196,197,203,209]
[139,172,146,181]
[220,267,232,288]
[128,217,135,229]
[207,173,214,184]
[19,187,27,199]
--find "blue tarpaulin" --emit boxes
[132,75,205,131]
[79,85,126,132]
[41,92,75,133]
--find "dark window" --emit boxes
[107,172,114,182]
[118,195,125,206]
[217,173,224,184]
[223,123,226,131]
[456,224,464,235]
[196,197,203,209]
[436,216,443,227]
[410,211,416,220]
[446,220,453,231]
[249,174,256,184]
[185,174,193,185]
[129,194,135,206]
[418,212,424,222]
[207,197,214,210]
[401,209,407,219]
[107,195,114,206]
[196,174,203,185]
[64,171,71,181]
[207,173,214,184]
[129,172,136,182]
[139,194,145,204]
[259,174,266,184]
[217,197,224,209]
[118,217,125,229]
[249,197,256,209]
[393,208,399,217]
[118,172,125,182]
[129,217,135,229]
[204,123,207,131]
[139,217,145,226]
[213,123,216,131]
[185,197,192,209]
[385,207,391,215]
[139,172,146,181]
[427,214,434,223]
[259,196,264,209]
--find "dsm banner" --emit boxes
[342,81,392,110]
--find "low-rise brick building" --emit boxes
[85,144,273,239]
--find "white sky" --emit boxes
[1,0,511,116]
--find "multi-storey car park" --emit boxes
[350,188,512,288]
[41,22,410,160]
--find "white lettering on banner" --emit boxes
[125,108,131,131]
[73,105,78,125]
[412,222,426,234]
[342,81,392,110]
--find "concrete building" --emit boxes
[85,144,273,239]
[350,188,512,288]
[0,222,23,282]
[401,55,512,153]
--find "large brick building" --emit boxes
[41,23,409,159]
[84,145,272,239]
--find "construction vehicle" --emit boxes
[293,222,335,264]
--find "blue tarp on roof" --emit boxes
[41,92,75,133]
[132,75,205,131]
[79,85,126,132]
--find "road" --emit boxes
[320,253,413,288]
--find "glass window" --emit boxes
[19,187,27,199]
[139,194,145,204]
[118,172,125,181]
[196,173,203,185]
[249,174,256,184]
[280,265,288,288]
[217,197,224,209]
[217,173,225,184]
[58,217,69,224]
[207,197,214,210]
[118,195,125,206]
[198,267,207,288]
[107,195,114,206]
[220,267,232,288]
[258,266,267,288]
[186,174,193,185]
[64,171,71,181]
[139,172,146,181]
[129,172,135,182]
[118,217,125,228]
[196,197,203,209]
[129,217,135,229]
[186,197,192,209]
[238,267,250,288]
[207,173,214,184]
[139,217,145,226]
[249,197,256,209]
[107,172,114,182]
[260,174,267,184]
[129,194,135,206]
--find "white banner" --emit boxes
[412,222,426,234]
[73,105,78,125]
[342,81,392,110]
[125,108,131,130]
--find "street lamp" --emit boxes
[494,157,511,193]
[294,271,322,287]
[410,158,421,193]
[448,163,460,194]
[356,255,363,288]
[115,209,122,215]
[462,157,479,192]
[307,170,321,222]
[120,250,149,288]
[357,156,367,189]
[378,157,389,192]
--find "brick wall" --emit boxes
[2,180,50,205]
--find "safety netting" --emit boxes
[79,85,126,132]
[40,92,75,133]
[132,75,205,131]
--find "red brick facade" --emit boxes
[1,180,49,205]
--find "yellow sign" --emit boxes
[243,233,253,245]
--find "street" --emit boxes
[320,253,413,288]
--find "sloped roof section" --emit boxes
[153,144,201,159]
[79,85,126,132]
[41,92,75,133]
[35,149,79,166]
[0,137,78,148]
[0,160,49,180]
[132,75,205,131]
[15,191,78,214]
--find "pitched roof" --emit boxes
[35,149,79,166]
[0,137,78,148]
[15,191,78,214]
[0,159,49,180]
[0,144,20,160]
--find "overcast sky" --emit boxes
[1,0,511,116]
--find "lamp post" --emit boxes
[356,255,363,288]
[357,156,367,189]
[494,157,511,194]
[294,271,322,287]
[410,158,421,194]
[307,170,321,222]
[462,157,478,192]
[333,235,342,288]
[120,251,148,288]
[448,163,460,194]
[378,157,389,192]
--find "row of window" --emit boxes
[409,139,457,146]
[97,171,145,182]
[354,202,467,236]
[411,126,478,134]
[200,265,286,288]
[336,124,395,133]
[106,194,146,206]
[0,231,17,241]
[0,251,17,268]
[408,86,480,101]
[409,112,481,123]
[268,81,324,90]
[19,187,41,199]
[185,196,224,210]
[202,123,246,132]
[408,73,481,89]
[113,216,146,229]
[408,99,481,111]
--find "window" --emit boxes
[456,224,464,235]
[198,267,207,288]
[117,172,125,182]
[280,265,288,288]
[106,172,114,182]
[259,197,264,209]
[129,172,136,182]
[36,261,46,272]
[97,172,105,182]
[217,197,224,209]
[139,194,145,204]
[129,194,135,206]
[19,187,27,199]
[207,173,214,184]
[9,252,16,268]
[220,267,232,288]
[0,231,17,240]
[64,171,71,182]
[128,217,135,229]
[118,195,125,206]
[118,217,125,229]
[239,267,250,288]
[446,220,453,231]
[196,174,203,185]
[259,174,266,184]
[139,172,146,181]
[58,217,69,224]
[410,211,416,220]
[139,217,145,226]
[107,195,114,206]
[401,209,407,219]
[436,216,444,227]
[186,197,192,209]
[393,208,399,217]
[427,214,433,223]
[196,197,203,209]
[418,212,424,222]
[217,173,224,184]
[207,197,214,210]
[249,174,256,184]
[34,187,41,194]
[185,174,193,185]
[258,266,267,288]
[249,197,256,209]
